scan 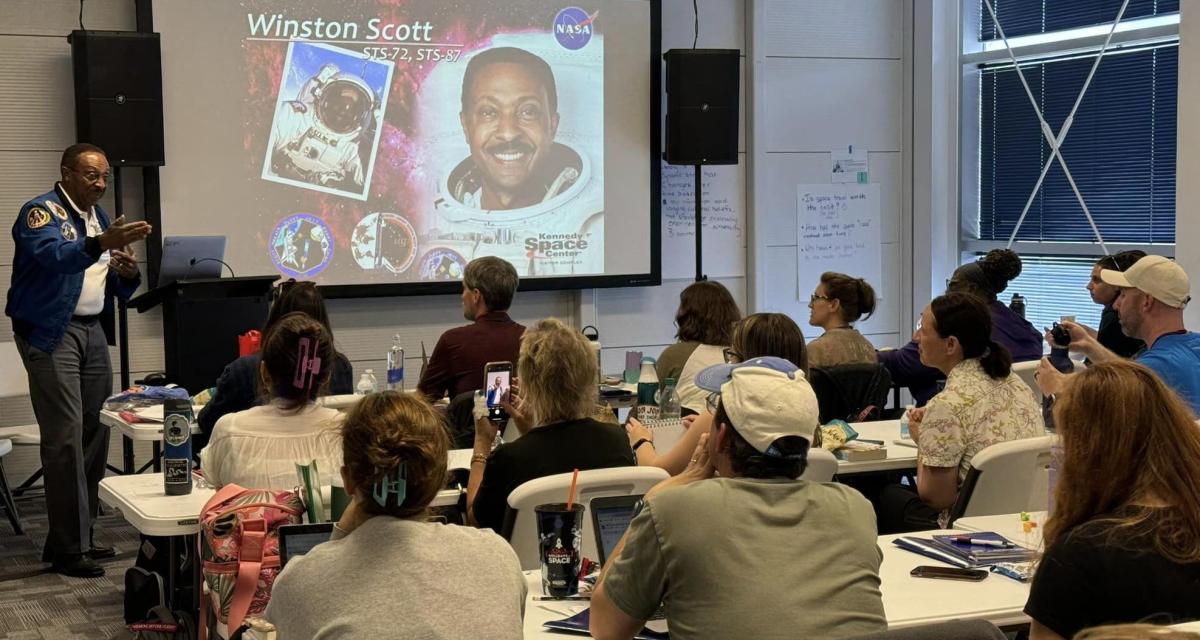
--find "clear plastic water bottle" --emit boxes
[386,334,405,392]
[900,404,915,439]
[657,378,681,421]
[356,370,378,395]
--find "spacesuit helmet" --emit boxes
[316,73,376,135]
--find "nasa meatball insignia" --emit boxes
[60,222,78,241]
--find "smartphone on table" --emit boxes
[909,566,988,582]
[483,361,513,422]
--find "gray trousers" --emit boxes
[15,319,112,560]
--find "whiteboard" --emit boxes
[795,184,882,299]
[661,160,746,279]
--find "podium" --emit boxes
[130,276,277,396]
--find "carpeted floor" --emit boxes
[0,486,141,639]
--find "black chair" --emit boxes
[445,390,478,450]
[809,363,893,424]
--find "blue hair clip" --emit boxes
[372,463,407,508]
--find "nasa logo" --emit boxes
[553,7,596,50]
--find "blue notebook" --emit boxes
[894,531,1034,568]
[543,607,669,639]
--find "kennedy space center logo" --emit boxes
[553,7,596,50]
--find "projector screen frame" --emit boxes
[139,0,663,299]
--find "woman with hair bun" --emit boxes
[878,292,1043,533]
[807,271,879,369]
[878,249,1042,405]
[266,391,526,639]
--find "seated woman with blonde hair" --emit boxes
[1025,361,1200,639]
[467,318,634,532]
[266,391,526,638]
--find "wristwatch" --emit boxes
[632,438,654,452]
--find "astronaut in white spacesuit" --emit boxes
[270,68,376,192]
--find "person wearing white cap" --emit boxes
[1037,254,1200,414]
[590,356,886,640]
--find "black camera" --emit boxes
[1050,323,1071,347]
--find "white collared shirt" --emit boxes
[60,187,109,316]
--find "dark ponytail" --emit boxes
[930,293,1012,380]
[978,340,1013,380]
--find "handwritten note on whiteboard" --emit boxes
[796,184,882,299]
[661,161,746,279]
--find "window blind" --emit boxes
[975,255,1104,333]
[976,43,1177,244]
[978,0,1178,41]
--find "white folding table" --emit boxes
[521,529,1032,637]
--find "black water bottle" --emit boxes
[162,398,193,495]
[1009,293,1026,319]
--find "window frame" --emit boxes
[959,2,1178,261]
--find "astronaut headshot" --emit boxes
[263,42,393,200]
[448,47,582,211]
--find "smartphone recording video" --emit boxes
[484,361,513,421]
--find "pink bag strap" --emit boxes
[202,483,249,518]
[200,484,245,640]
[199,529,209,640]
[226,518,267,635]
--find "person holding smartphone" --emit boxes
[466,319,633,532]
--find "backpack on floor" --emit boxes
[121,567,197,640]
[198,485,304,640]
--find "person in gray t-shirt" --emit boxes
[591,357,886,640]
[265,392,526,639]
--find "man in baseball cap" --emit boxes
[1038,255,1200,414]
[591,357,886,640]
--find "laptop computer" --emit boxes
[278,522,334,567]
[590,494,645,567]
[158,236,227,285]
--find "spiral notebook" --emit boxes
[639,417,685,452]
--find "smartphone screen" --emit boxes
[484,362,513,420]
[910,566,988,582]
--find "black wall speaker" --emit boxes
[69,30,165,167]
[663,49,740,166]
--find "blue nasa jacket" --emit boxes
[5,184,141,353]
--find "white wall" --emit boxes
[0,0,920,485]
[749,0,910,349]
[586,0,748,373]
[1178,2,1200,329]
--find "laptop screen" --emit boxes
[591,495,644,566]
[158,235,227,285]
[278,523,334,567]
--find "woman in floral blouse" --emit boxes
[878,292,1044,533]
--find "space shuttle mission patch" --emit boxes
[45,201,69,221]
[60,222,77,241]
[26,208,51,229]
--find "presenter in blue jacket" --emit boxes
[5,143,152,577]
